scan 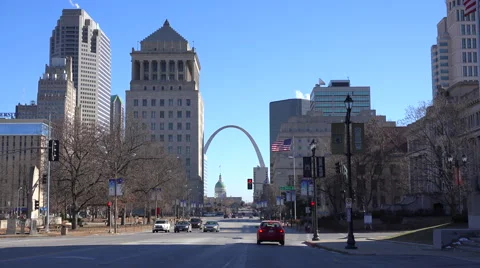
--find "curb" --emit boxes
[365,238,436,248]
[303,241,376,255]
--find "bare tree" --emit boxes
[402,93,472,215]
[51,120,107,229]
[127,144,184,222]
[352,118,409,212]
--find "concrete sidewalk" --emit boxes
[304,235,480,263]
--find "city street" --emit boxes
[0,217,478,268]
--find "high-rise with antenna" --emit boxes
[49,9,111,127]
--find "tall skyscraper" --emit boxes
[269,99,310,146]
[431,2,478,98]
[49,9,111,127]
[110,95,124,133]
[37,57,77,124]
[125,20,204,203]
[309,80,370,116]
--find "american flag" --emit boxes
[271,138,292,152]
[464,0,477,16]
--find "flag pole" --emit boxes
[292,136,297,220]
[476,0,480,83]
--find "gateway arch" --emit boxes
[204,125,265,168]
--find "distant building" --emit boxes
[50,9,111,127]
[214,174,226,198]
[125,20,204,204]
[253,167,268,202]
[430,2,478,98]
[269,99,310,146]
[15,102,37,119]
[310,80,371,116]
[110,95,124,133]
[37,57,77,124]
[0,119,49,218]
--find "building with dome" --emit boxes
[214,174,227,198]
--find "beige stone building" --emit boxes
[125,20,204,204]
[0,119,48,218]
[37,57,77,124]
[271,109,400,215]
[431,1,478,98]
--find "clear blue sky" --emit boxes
[0,0,445,202]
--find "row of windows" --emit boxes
[314,91,370,96]
[133,110,192,119]
[462,51,478,63]
[454,6,476,22]
[148,122,192,131]
[462,38,477,49]
[150,134,192,143]
[461,24,477,35]
[314,96,370,101]
[462,65,479,77]
[133,98,191,107]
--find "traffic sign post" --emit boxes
[280,186,294,191]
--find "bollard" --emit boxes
[61,225,68,236]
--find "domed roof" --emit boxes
[215,174,226,189]
[215,180,226,189]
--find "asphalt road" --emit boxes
[0,217,478,268]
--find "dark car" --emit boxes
[174,221,192,233]
[190,218,203,228]
[257,221,285,246]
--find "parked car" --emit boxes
[203,221,220,232]
[256,220,285,246]
[152,219,171,233]
[174,221,192,233]
[190,218,203,229]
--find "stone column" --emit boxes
[131,60,135,80]
[175,61,178,80]
[140,60,144,80]
[149,61,152,80]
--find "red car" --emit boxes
[256,221,285,246]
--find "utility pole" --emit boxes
[46,113,51,233]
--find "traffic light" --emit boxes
[310,201,315,207]
[48,140,60,161]
[42,174,47,184]
[247,179,253,190]
[335,162,341,174]
[34,200,39,210]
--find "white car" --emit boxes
[152,219,171,233]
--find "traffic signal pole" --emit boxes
[45,114,51,233]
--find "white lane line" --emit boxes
[52,256,95,260]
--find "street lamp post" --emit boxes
[16,186,23,217]
[310,139,320,241]
[288,155,297,220]
[344,94,357,249]
[447,154,467,214]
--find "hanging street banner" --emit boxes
[108,179,115,196]
[300,179,309,196]
[303,157,312,178]
[315,157,326,178]
[331,123,345,155]
[150,188,161,200]
[116,178,124,196]
[308,180,314,196]
[352,123,365,154]
[280,186,294,191]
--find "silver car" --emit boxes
[203,221,220,232]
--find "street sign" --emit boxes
[280,186,294,191]
[345,198,352,208]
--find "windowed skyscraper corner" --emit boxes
[49,9,111,127]
[431,1,478,98]
[309,80,370,116]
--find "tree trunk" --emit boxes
[72,208,78,230]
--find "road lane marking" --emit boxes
[53,256,95,260]
[0,245,113,263]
